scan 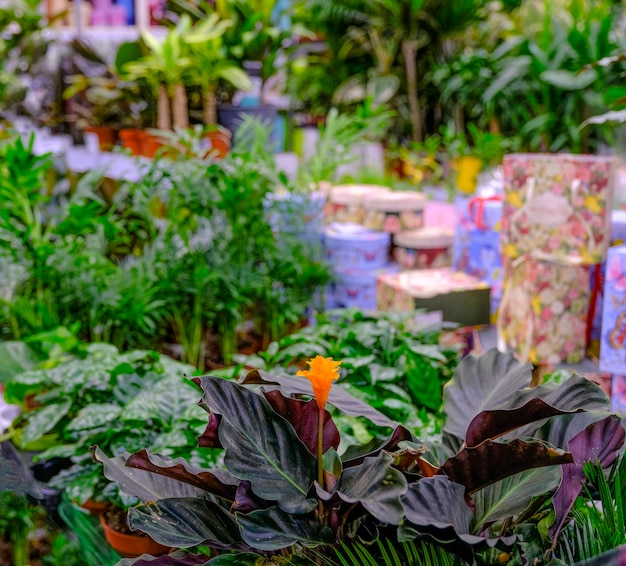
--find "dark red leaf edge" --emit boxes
[440,439,573,495]
[126,450,239,502]
[263,390,340,456]
[465,399,584,447]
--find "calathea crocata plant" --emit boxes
[94,349,625,565]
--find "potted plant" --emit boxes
[95,349,624,564]
[183,13,252,153]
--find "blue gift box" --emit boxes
[599,244,626,374]
[453,196,503,307]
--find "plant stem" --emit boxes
[317,406,324,524]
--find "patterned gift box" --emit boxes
[599,245,626,374]
[501,154,616,264]
[377,268,490,327]
[498,258,591,365]
[611,374,626,413]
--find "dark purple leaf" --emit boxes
[335,452,406,525]
[442,350,533,441]
[466,399,583,447]
[232,480,272,514]
[341,425,414,468]
[237,506,333,551]
[263,390,340,455]
[198,413,222,448]
[550,416,625,540]
[440,439,572,494]
[126,450,239,502]
[129,497,244,550]
[193,375,316,514]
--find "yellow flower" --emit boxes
[296,356,342,410]
[454,156,483,194]
[506,192,523,208]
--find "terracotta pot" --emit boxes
[84,126,118,151]
[119,128,143,156]
[138,130,165,158]
[203,129,230,159]
[100,516,170,558]
[81,499,110,516]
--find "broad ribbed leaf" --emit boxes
[237,506,333,551]
[402,476,476,538]
[550,416,625,540]
[21,398,72,445]
[94,447,207,502]
[466,399,583,447]
[66,403,121,431]
[341,425,414,467]
[126,450,239,501]
[129,497,242,549]
[242,369,397,428]
[335,452,406,525]
[198,413,222,448]
[263,391,340,455]
[507,374,609,415]
[193,376,316,513]
[471,467,561,533]
[442,350,532,441]
[440,439,572,494]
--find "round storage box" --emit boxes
[393,227,454,270]
[324,223,391,269]
[334,264,399,311]
[324,184,392,224]
[362,191,427,233]
[611,209,626,245]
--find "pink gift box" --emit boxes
[498,257,591,365]
[501,154,616,264]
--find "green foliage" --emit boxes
[0,123,330,368]
[4,344,214,508]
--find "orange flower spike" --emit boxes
[296,356,342,410]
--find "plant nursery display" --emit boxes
[83,349,625,565]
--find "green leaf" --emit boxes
[66,403,122,431]
[130,497,242,549]
[238,506,333,551]
[194,376,316,514]
[471,467,561,533]
[0,341,41,384]
[21,398,72,445]
[442,350,532,442]
[540,69,596,90]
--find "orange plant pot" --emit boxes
[203,129,231,159]
[81,499,110,516]
[100,516,170,558]
[84,126,118,151]
[138,131,165,158]
[119,128,143,156]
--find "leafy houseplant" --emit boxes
[95,349,624,565]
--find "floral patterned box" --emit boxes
[498,258,591,365]
[599,245,626,374]
[501,154,616,264]
[377,268,490,327]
